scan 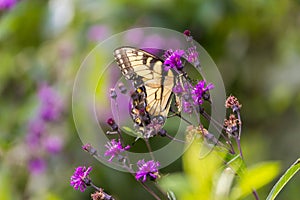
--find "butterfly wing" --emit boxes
[114,47,165,83]
[113,47,179,120]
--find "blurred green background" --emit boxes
[0,0,300,199]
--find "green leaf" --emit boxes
[0,166,12,200]
[266,158,300,200]
[226,154,247,177]
[159,173,191,196]
[214,167,236,200]
[167,191,177,200]
[231,161,280,199]
[159,140,226,200]
[183,140,224,199]
[46,193,62,200]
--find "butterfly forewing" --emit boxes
[114,47,164,82]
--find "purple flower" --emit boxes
[183,100,193,114]
[87,25,111,42]
[142,34,165,48]
[109,88,117,99]
[70,166,92,192]
[104,139,130,162]
[124,28,144,46]
[191,80,214,105]
[107,118,118,131]
[26,119,45,149]
[27,118,45,136]
[163,49,185,71]
[38,83,63,121]
[184,82,193,90]
[183,30,191,37]
[185,46,200,66]
[44,135,63,154]
[173,83,184,95]
[0,0,17,10]
[82,143,98,156]
[183,29,193,42]
[135,160,160,182]
[28,157,46,175]
[82,143,92,152]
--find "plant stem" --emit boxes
[201,110,234,149]
[155,182,168,199]
[169,110,192,125]
[235,110,244,159]
[236,110,242,140]
[235,136,244,159]
[252,189,260,200]
[234,110,259,199]
[140,182,162,200]
[144,138,155,161]
[122,161,165,200]
[90,181,101,191]
[90,182,116,200]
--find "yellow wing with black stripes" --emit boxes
[113,47,181,121]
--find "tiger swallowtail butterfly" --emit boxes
[113,47,183,126]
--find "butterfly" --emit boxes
[113,47,184,126]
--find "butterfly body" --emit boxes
[130,86,151,126]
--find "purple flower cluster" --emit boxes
[135,160,160,182]
[164,30,200,72]
[44,135,64,154]
[26,119,45,149]
[191,80,214,105]
[26,83,64,174]
[183,101,193,114]
[104,139,130,162]
[183,30,201,66]
[173,83,184,95]
[162,30,214,113]
[172,82,193,113]
[0,0,17,10]
[70,166,92,192]
[38,83,63,121]
[163,49,185,71]
[172,80,214,114]
[28,157,46,175]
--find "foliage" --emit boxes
[159,139,281,200]
[266,159,300,200]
